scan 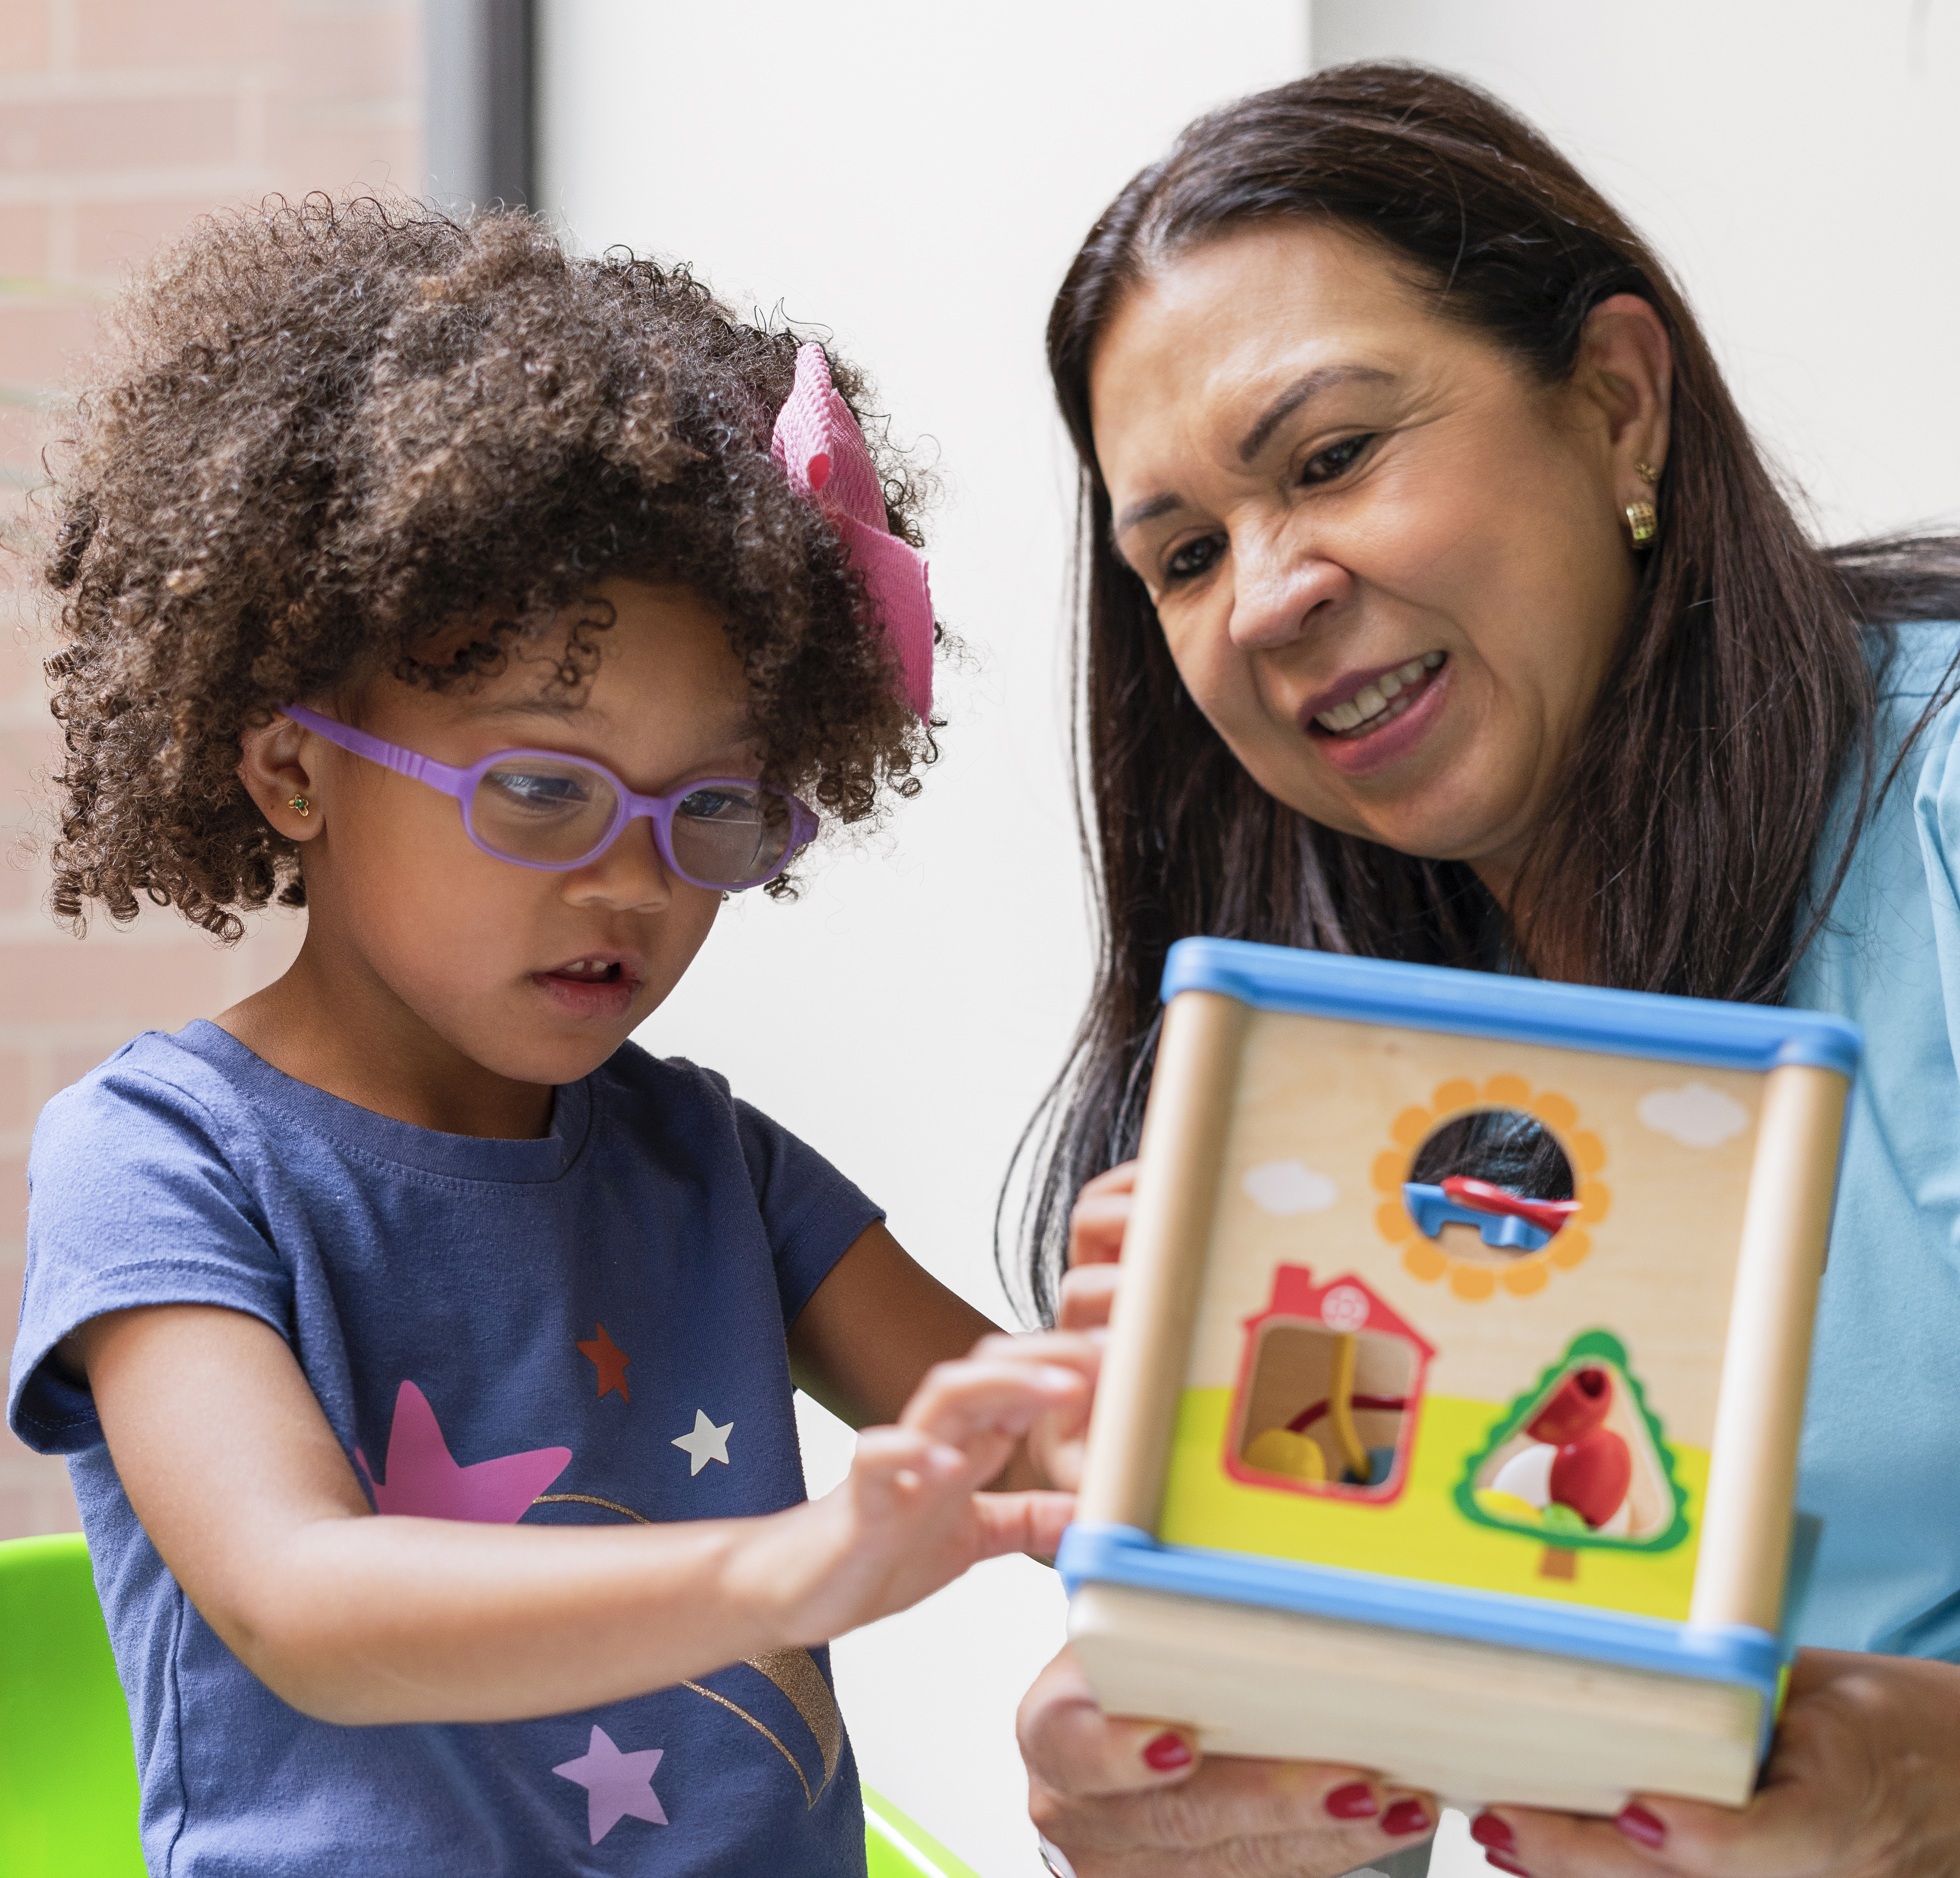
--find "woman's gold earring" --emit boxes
[1624,500,1658,547]
[288,795,312,818]
[1635,460,1661,484]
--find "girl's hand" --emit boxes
[741,1331,1098,1646]
[1478,1648,1960,1877]
[1019,1644,1441,1877]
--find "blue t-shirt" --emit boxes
[1790,620,1960,1659]
[7,1024,882,1877]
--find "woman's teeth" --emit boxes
[557,960,619,982]
[1314,651,1446,735]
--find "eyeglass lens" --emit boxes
[470,759,793,886]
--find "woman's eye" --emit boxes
[1163,534,1225,584]
[1300,434,1375,484]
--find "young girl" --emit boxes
[6,199,1096,1877]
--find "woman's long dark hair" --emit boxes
[1010,63,1960,1320]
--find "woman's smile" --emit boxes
[1302,651,1446,737]
[1300,651,1452,779]
[1089,218,1648,894]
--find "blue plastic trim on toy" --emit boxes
[1159,938,1862,1079]
[1057,1521,1782,1750]
[1401,1181,1554,1251]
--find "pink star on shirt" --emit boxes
[552,1725,668,1842]
[354,1380,571,1523]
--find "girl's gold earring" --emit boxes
[1624,500,1658,548]
[1635,460,1661,484]
[288,795,312,818]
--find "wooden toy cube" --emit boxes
[1057,938,1857,1814]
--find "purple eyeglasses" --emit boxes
[282,705,817,892]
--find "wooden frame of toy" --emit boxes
[1056,938,1858,1814]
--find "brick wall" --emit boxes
[0,0,423,1537]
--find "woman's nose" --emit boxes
[559,819,675,912]
[1228,535,1351,652]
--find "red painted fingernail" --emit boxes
[1141,1730,1192,1771]
[1382,1798,1431,1836]
[1617,1802,1666,1847]
[1486,1853,1531,1877]
[1470,1812,1517,1853]
[1323,1781,1378,1820]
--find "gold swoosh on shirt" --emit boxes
[742,1647,844,1786]
[531,1491,846,1803]
[679,1680,816,1807]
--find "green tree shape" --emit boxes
[1453,1329,1691,1554]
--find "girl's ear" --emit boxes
[238,713,325,842]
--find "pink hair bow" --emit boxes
[771,343,933,718]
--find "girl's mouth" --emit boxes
[532,957,637,1016]
[1306,651,1447,738]
[548,958,624,984]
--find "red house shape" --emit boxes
[1227,1265,1438,1506]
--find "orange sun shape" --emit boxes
[1373,1074,1609,1301]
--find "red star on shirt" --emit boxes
[577,1323,632,1404]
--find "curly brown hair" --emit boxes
[37,195,935,938]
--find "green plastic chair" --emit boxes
[0,1532,977,1878]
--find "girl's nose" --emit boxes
[559,820,675,913]
[1228,530,1352,652]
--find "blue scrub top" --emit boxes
[1789,621,1960,1659]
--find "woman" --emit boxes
[1011,62,1960,1878]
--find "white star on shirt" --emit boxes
[671,1408,733,1476]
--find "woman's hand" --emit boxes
[1019,1164,1136,1489]
[1476,1648,1960,1877]
[1018,1162,1439,1874]
[1054,1156,1135,1338]
[1019,1644,1440,1877]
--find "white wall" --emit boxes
[541,10,1958,1872]
[1313,0,1960,542]
[536,7,1307,1872]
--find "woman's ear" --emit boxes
[238,713,325,842]
[1575,292,1673,510]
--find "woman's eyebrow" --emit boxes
[1112,364,1398,543]
[1112,491,1187,543]
[1237,364,1393,462]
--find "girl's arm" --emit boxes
[73,1297,1091,1728]
[786,1220,1104,1494]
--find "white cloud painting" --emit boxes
[1637,1081,1750,1149]
[1242,1158,1339,1215]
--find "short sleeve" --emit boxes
[731,1097,884,1323]
[8,1057,293,1455]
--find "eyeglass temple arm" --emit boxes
[280,704,472,797]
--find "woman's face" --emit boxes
[1089,219,1663,896]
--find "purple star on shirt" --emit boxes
[552,1725,668,1843]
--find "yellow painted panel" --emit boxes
[1158,1387,1706,1622]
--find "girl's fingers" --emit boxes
[969,1487,1076,1561]
[901,1336,1100,1442]
[900,1360,1089,1449]
[847,1424,957,1493]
